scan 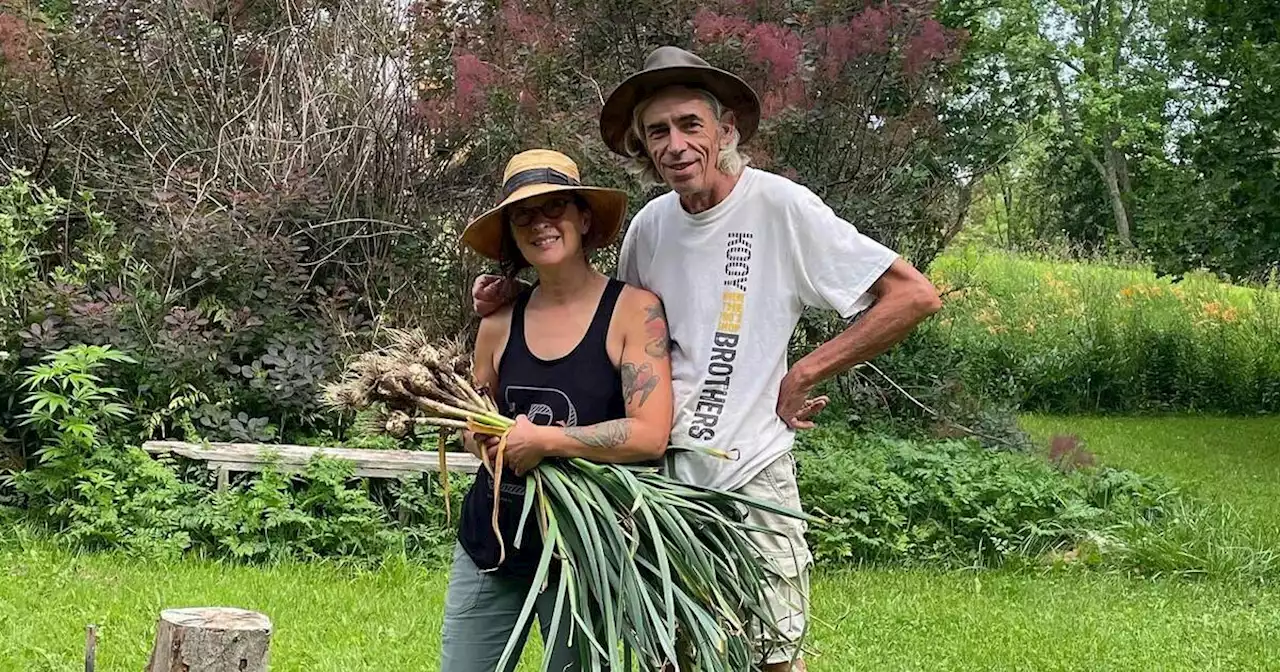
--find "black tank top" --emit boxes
[458,278,628,578]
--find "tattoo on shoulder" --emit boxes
[565,420,631,450]
[643,300,670,358]
[621,361,660,408]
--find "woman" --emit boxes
[441,149,674,671]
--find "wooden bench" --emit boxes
[141,440,483,491]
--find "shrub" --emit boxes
[807,249,1279,424]
[0,166,372,453]
[4,344,199,557]
[186,455,401,563]
[791,307,1032,453]
[5,343,457,563]
[926,249,1280,414]
[793,426,1172,567]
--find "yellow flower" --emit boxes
[1204,301,1222,317]
[1119,287,1135,299]
[1222,308,1238,323]
[1023,320,1037,333]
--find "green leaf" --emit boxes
[494,506,560,672]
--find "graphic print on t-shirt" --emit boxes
[503,385,579,427]
[688,231,753,441]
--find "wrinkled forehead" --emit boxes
[638,87,719,128]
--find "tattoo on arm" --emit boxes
[621,361,659,408]
[643,300,671,357]
[565,420,631,450]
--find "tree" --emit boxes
[1155,0,1280,280]
[1035,0,1190,248]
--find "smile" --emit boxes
[531,234,561,249]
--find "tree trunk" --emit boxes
[146,608,273,672]
[1048,69,1134,247]
[1101,147,1133,246]
[995,165,1015,246]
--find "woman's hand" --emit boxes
[464,429,501,461]
[489,414,550,476]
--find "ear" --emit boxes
[718,110,737,147]
[579,208,592,235]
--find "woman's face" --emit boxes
[507,193,590,268]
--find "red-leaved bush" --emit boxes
[454,51,496,123]
[0,10,43,76]
[408,0,972,266]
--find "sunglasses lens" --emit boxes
[542,198,569,218]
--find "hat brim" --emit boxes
[600,64,761,156]
[461,183,629,262]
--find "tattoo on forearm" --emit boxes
[621,361,659,408]
[565,420,631,450]
[643,300,671,357]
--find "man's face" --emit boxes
[638,87,731,195]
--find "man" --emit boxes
[474,46,942,671]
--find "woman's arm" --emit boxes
[500,288,674,474]
[462,311,507,460]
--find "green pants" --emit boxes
[440,542,580,672]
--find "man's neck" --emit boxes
[679,168,743,215]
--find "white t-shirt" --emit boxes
[616,167,899,491]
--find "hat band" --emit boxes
[502,167,580,198]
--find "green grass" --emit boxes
[4,416,1279,670]
[3,537,1277,672]
[1022,415,1280,546]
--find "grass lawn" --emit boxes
[3,416,1279,670]
[1021,415,1280,545]
[3,539,1277,672]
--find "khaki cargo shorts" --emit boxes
[736,451,813,666]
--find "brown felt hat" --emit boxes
[461,149,628,261]
[600,45,761,157]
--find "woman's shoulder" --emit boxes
[613,282,665,337]
[615,281,662,312]
[477,303,514,344]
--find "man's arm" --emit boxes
[778,258,941,428]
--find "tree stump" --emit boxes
[145,607,272,672]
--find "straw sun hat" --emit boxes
[461,149,628,262]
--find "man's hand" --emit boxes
[472,274,513,317]
[488,414,548,476]
[776,258,941,430]
[777,368,829,430]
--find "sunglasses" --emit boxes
[508,196,575,228]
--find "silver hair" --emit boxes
[621,87,750,189]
